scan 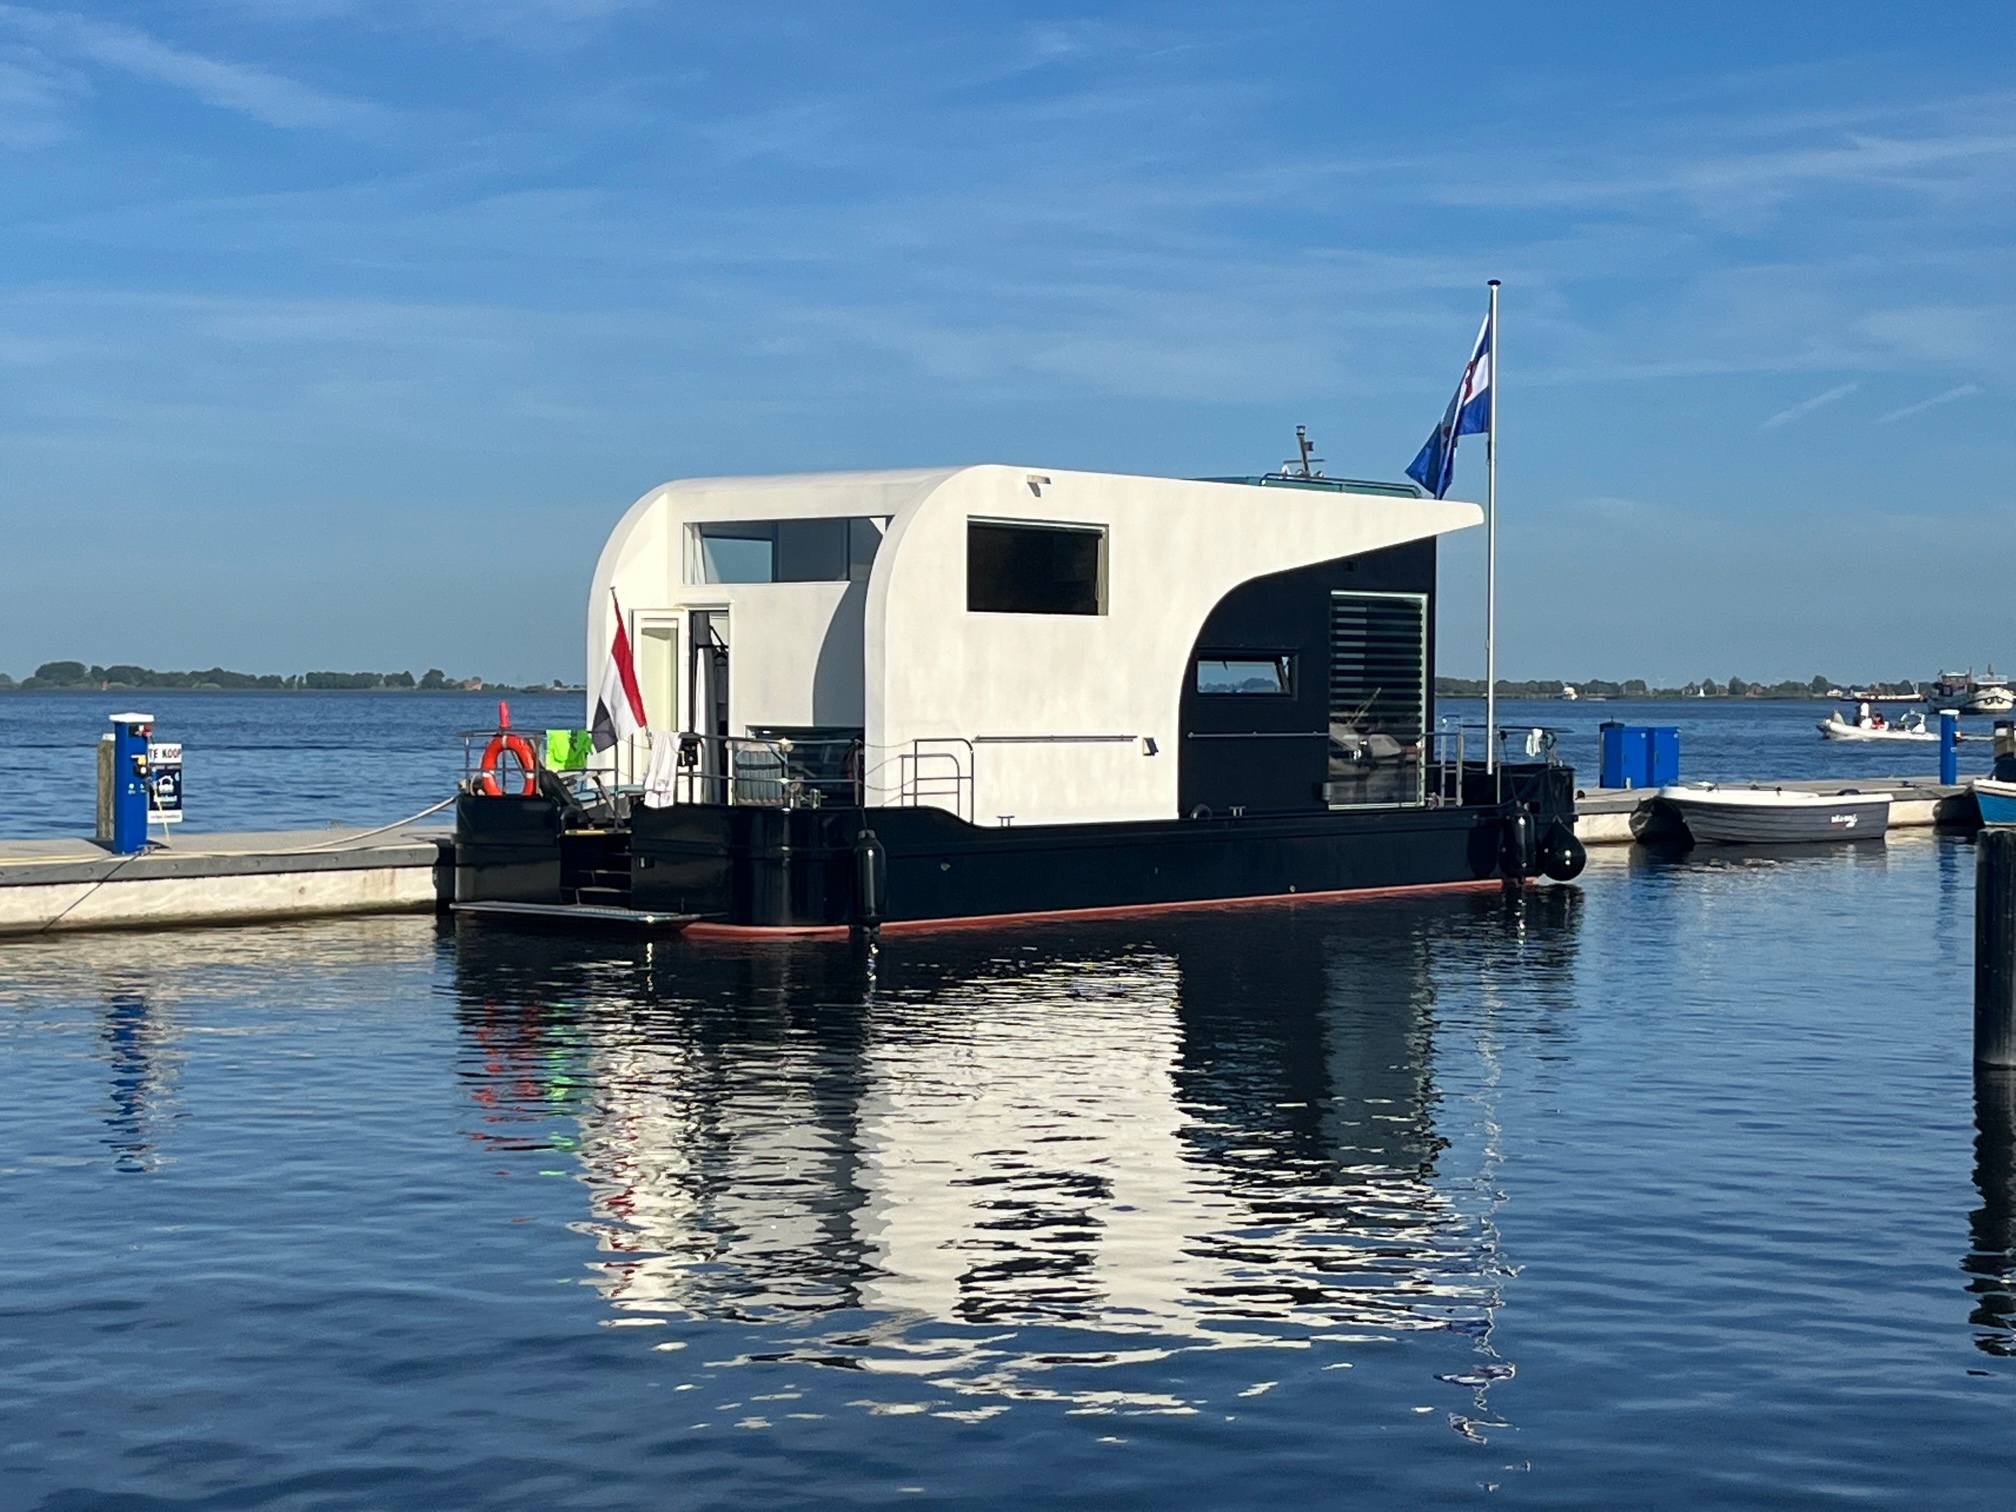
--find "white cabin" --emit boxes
[589,464,1480,828]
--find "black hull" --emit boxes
[453,764,1577,932]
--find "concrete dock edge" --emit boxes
[0,828,452,937]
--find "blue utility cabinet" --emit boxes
[1648,726,1680,786]
[1599,721,1679,789]
[1598,722,1648,789]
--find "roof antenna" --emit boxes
[1283,424,1324,478]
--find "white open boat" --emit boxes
[1655,784,1891,844]
[1817,708,1934,742]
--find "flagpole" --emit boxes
[1483,282,1499,782]
[1484,279,1500,779]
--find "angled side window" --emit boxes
[1195,655,1295,695]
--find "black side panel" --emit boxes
[630,805,859,925]
[454,794,563,903]
[630,804,736,918]
[864,802,1496,923]
[1450,761,1575,815]
[618,757,1575,927]
[1180,539,1436,816]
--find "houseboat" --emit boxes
[452,462,1585,933]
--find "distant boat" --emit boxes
[1930,670,1970,704]
[1928,667,2013,716]
[1967,671,2015,716]
[1558,685,1578,701]
[1817,707,1935,742]
[1655,785,1891,844]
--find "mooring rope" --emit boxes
[19,791,463,935]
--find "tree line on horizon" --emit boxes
[0,659,1915,701]
[1433,674,1921,699]
[0,661,580,693]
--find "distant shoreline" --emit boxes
[1434,678,1921,701]
[1434,693,1892,703]
[2,659,579,695]
[0,685,584,695]
[1,687,1908,704]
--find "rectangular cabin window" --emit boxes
[967,520,1105,615]
[1195,654,1295,696]
[1326,591,1427,809]
[693,518,886,584]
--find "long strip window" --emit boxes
[692,518,885,584]
[1326,591,1427,808]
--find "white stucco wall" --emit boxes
[587,464,1480,822]
[865,466,1479,823]
[586,469,956,747]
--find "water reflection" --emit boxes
[100,986,178,1173]
[0,919,441,1175]
[1968,1068,2016,1356]
[450,890,1583,1419]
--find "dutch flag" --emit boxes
[591,589,648,753]
[1406,310,1492,500]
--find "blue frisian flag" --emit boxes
[1405,311,1492,499]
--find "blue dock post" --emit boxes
[1941,710,1960,786]
[108,713,154,855]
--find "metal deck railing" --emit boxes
[1431,718,1564,806]
[892,738,975,823]
[659,734,865,809]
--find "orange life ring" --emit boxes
[478,733,539,796]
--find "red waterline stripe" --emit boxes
[678,875,1512,941]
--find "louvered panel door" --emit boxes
[1326,591,1427,808]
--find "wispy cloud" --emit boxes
[1418,89,2016,222]
[1876,382,1984,423]
[0,5,388,132]
[0,42,82,146]
[1760,382,1859,430]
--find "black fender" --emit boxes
[1539,818,1587,881]
[1499,809,1539,879]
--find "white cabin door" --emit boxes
[633,614,680,733]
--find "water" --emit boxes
[1442,695,1975,787]
[5,836,2015,1507]
[0,691,583,838]
[0,692,1972,845]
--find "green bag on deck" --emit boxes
[545,729,593,771]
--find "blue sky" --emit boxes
[1,1,2010,683]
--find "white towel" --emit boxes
[641,733,681,809]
